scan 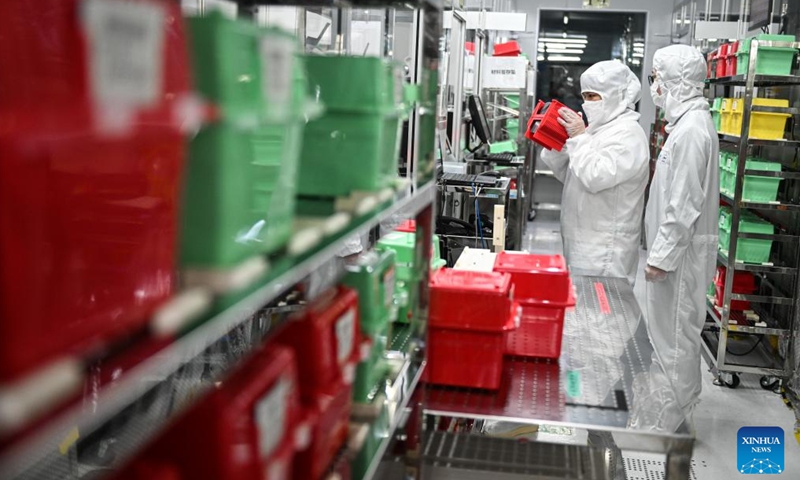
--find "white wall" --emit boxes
[511,0,678,133]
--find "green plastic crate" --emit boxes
[342,249,397,337]
[711,110,722,132]
[352,402,390,479]
[736,34,798,76]
[378,231,415,269]
[352,324,390,404]
[727,155,783,202]
[719,210,774,263]
[188,14,301,126]
[381,62,408,187]
[181,124,269,268]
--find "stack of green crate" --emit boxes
[342,249,396,403]
[726,154,783,202]
[719,207,774,263]
[182,13,306,273]
[737,34,798,76]
[417,68,439,182]
[297,56,404,209]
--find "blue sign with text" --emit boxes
[737,426,784,474]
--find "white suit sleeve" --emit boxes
[646,131,710,272]
[539,147,570,183]
[565,132,645,194]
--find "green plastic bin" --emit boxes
[298,56,401,197]
[736,34,798,76]
[352,402,390,479]
[727,155,783,202]
[719,209,774,263]
[182,124,269,268]
[352,324,390,404]
[382,62,408,187]
[342,249,397,337]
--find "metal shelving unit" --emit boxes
[0,1,443,479]
[422,276,695,480]
[703,39,800,388]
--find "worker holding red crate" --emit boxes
[540,61,650,285]
[644,44,720,425]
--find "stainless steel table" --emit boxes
[422,276,694,480]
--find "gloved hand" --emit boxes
[645,265,668,282]
[557,108,585,138]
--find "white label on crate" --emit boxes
[260,36,295,117]
[254,377,290,458]
[335,308,356,364]
[83,0,165,107]
[383,268,396,309]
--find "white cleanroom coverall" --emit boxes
[540,61,649,285]
[645,44,719,416]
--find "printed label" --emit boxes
[83,0,165,107]
[566,370,581,398]
[594,282,611,315]
[254,377,290,458]
[260,36,295,116]
[335,309,356,364]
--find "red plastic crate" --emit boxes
[505,305,567,359]
[294,381,352,480]
[395,219,417,233]
[493,252,571,304]
[493,41,521,57]
[465,42,475,55]
[113,460,182,480]
[429,269,513,330]
[147,345,302,480]
[715,44,730,78]
[714,266,756,310]
[0,0,193,135]
[525,99,572,151]
[275,286,359,404]
[726,41,739,77]
[707,51,715,79]
[428,314,518,390]
[0,131,185,383]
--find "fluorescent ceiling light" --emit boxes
[548,55,581,62]
[546,43,583,49]
[632,53,644,57]
[544,33,587,39]
[539,38,588,44]
[563,14,569,25]
[537,55,545,61]
[546,48,585,54]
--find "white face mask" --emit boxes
[581,100,607,128]
[650,81,665,108]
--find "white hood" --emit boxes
[652,45,708,128]
[579,60,641,132]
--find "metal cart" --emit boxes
[703,39,800,389]
[422,276,695,480]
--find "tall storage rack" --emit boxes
[704,39,800,389]
[0,1,442,479]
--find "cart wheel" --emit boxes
[528,210,536,221]
[722,373,740,389]
[760,376,780,391]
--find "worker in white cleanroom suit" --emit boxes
[644,44,719,420]
[540,61,649,285]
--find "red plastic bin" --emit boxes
[274,286,359,404]
[0,0,193,134]
[395,219,417,233]
[0,131,185,383]
[525,99,572,152]
[493,41,521,57]
[429,269,513,330]
[726,41,739,77]
[715,44,730,78]
[146,345,302,480]
[505,286,574,359]
[714,266,756,310]
[493,252,570,304]
[707,51,716,79]
[428,313,518,390]
[294,380,352,480]
[113,460,182,480]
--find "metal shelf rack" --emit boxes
[0,1,443,479]
[703,39,800,388]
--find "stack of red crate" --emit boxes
[714,266,756,311]
[0,0,195,394]
[493,252,574,360]
[715,43,730,78]
[274,286,360,480]
[726,41,740,77]
[428,269,519,390]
